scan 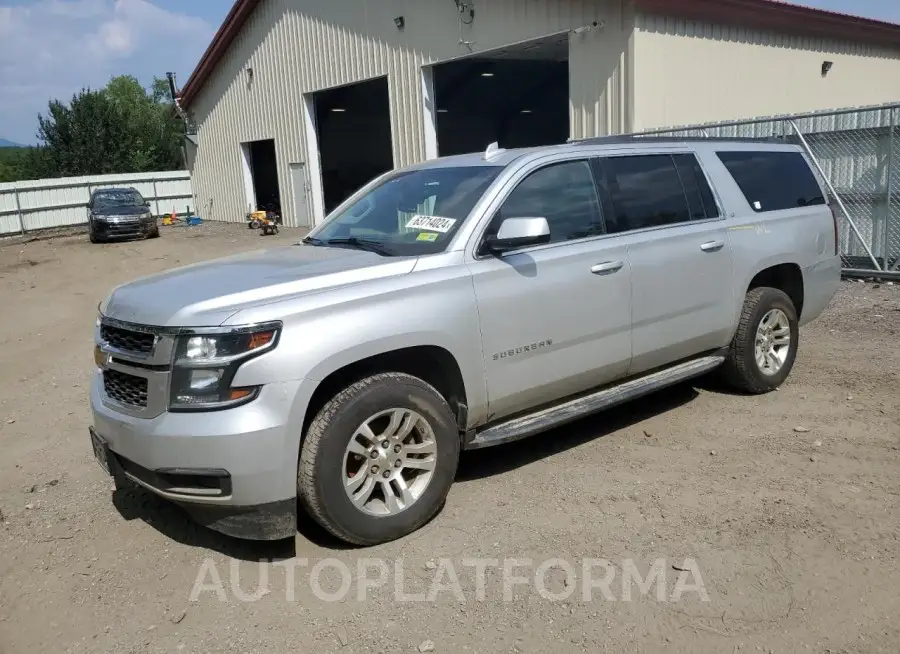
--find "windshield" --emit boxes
[306,165,502,256]
[93,189,145,209]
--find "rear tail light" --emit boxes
[829,202,839,256]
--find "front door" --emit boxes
[468,158,633,421]
[593,152,734,374]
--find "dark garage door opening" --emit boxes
[431,34,570,157]
[313,77,394,213]
[246,139,281,217]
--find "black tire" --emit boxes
[89,230,103,244]
[148,225,160,239]
[721,287,799,394]
[298,373,460,546]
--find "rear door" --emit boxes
[467,157,632,421]
[593,152,734,375]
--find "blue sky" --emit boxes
[1,0,898,145]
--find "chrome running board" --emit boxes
[466,355,725,449]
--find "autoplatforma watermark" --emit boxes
[189,557,709,604]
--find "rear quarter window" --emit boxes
[716,150,826,213]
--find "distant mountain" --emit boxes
[0,139,24,148]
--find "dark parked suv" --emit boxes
[88,187,159,243]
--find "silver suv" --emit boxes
[90,137,840,546]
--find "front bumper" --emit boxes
[90,372,313,540]
[92,217,157,239]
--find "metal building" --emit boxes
[177,0,900,229]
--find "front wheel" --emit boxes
[721,287,799,394]
[298,373,460,546]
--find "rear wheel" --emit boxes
[721,287,798,393]
[298,373,460,546]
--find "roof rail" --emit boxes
[568,135,791,146]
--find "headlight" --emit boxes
[169,323,280,411]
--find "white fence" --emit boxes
[0,170,194,236]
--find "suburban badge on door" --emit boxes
[492,339,554,361]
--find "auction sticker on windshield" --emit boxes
[405,215,457,233]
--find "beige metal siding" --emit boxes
[188,0,634,227]
[570,0,635,138]
[633,13,900,132]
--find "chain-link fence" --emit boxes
[635,103,900,277]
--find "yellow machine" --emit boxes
[247,210,267,229]
[247,208,280,235]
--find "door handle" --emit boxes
[591,260,624,275]
[700,240,725,252]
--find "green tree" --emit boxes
[150,77,173,104]
[0,147,28,183]
[108,75,184,172]
[37,88,131,176]
[9,75,185,182]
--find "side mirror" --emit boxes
[484,217,551,254]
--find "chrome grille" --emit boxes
[100,324,155,354]
[103,370,149,408]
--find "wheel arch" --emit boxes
[300,344,470,444]
[746,261,804,318]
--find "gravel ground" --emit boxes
[1,222,898,653]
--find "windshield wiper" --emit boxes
[304,236,395,256]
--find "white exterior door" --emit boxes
[289,162,311,228]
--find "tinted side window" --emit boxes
[598,155,692,232]
[716,151,826,212]
[493,160,604,244]
[673,154,719,219]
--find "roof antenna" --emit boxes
[483,141,506,161]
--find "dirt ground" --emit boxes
[0,222,898,654]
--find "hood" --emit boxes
[92,205,149,216]
[101,244,417,326]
